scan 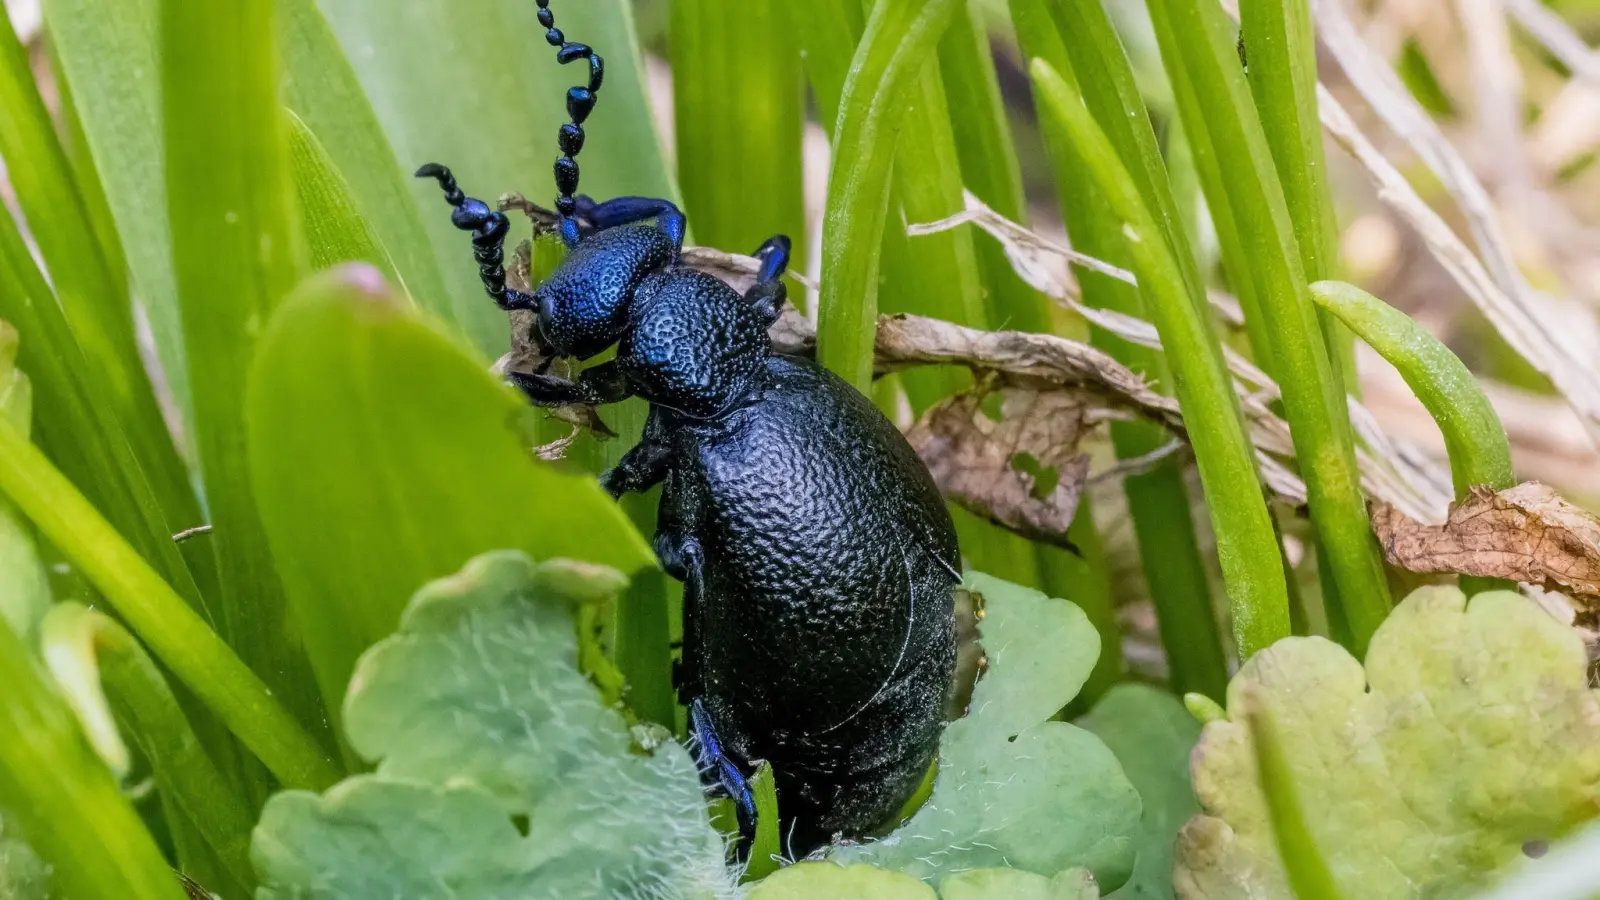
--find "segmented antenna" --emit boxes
[536,0,605,232]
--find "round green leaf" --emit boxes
[252,551,727,899]
[1175,586,1600,899]
[747,862,936,900]
[834,573,1140,890]
[941,868,1100,900]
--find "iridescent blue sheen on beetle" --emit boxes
[415,0,959,858]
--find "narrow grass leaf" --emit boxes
[743,762,783,882]
[0,614,183,900]
[287,112,396,278]
[670,0,806,267]
[0,16,198,539]
[0,418,340,791]
[1012,0,1227,694]
[1032,61,1290,657]
[40,603,257,893]
[163,0,326,729]
[817,0,960,393]
[1144,0,1391,654]
[246,266,653,726]
[280,0,454,320]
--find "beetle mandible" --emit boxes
[416,0,960,857]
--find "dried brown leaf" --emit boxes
[1372,482,1600,622]
[905,387,1092,551]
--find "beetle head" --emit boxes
[531,224,677,360]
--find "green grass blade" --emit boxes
[817,0,960,392]
[246,266,654,727]
[670,0,806,266]
[47,39,131,309]
[0,616,183,900]
[743,762,782,882]
[316,0,674,357]
[40,603,257,893]
[1310,282,1513,498]
[0,417,339,791]
[1012,0,1228,693]
[163,0,327,730]
[280,0,456,317]
[1032,61,1290,657]
[787,0,864,143]
[0,16,200,542]
[1243,693,1348,900]
[1240,0,1356,390]
[1144,0,1391,655]
[287,111,397,278]
[0,202,205,616]
[43,0,193,427]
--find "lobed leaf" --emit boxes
[1174,586,1600,899]
[747,862,1100,899]
[252,550,728,900]
[834,573,1140,891]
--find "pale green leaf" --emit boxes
[941,868,1100,900]
[1079,685,1201,900]
[0,813,49,900]
[0,324,45,643]
[252,551,728,899]
[834,573,1140,890]
[1174,586,1600,899]
[747,862,936,900]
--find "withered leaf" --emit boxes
[1371,482,1600,622]
[906,387,1092,551]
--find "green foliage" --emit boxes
[1079,685,1201,900]
[252,551,728,899]
[835,573,1140,890]
[1175,586,1600,899]
[0,813,48,900]
[246,266,652,722]
[748,862,1100,899]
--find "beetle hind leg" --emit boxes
[689,698,757,841]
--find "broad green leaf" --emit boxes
[252,551,727,899]
[246,266,652,721]
[1079,686,1201,900]
[835,573,1140,890]
[287,111,397,279]
[941,868,1100,900]
[748,863,936,899]
[1174,586,1600,899]
[314,0,675,357]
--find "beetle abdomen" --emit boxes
[664,354,959,848]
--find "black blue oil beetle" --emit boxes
[416,0,960,857]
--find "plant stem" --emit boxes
[0,418,340,791]
[40,604,257,891]
[1033,62,1290,658]
[1310,281,1515,594]
[1144,0,1391,656]
[1244,693,1348,900]
[0,615,184,900]
[816,0,961,392]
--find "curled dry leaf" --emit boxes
[905,387,1092,552]
[1372,482,1600,624]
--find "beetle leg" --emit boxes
[689,698,756,840]
[743,235,792,325]
[599,413,672,498]
[570,195,686,253]
[655,533,705,702]
[507,360,633,408]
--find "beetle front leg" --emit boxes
[599,411,672,498]
[571,195,687,253]
[507,360,632,408]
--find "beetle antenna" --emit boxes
[535,0,604,247]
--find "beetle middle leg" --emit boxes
[599,409,672,498]
[689,697,756,840]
